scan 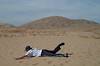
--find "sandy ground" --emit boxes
[0,32,100,66]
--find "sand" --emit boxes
[0,32,100,66]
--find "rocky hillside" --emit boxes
[20,16,100,31]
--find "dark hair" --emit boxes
[25,46,32,52]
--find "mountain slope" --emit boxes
[20,16,100,31]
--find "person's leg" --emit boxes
[41,49,56,57]
[41,50,72,57]
[41,43,65,54]
[41,50,68,57]
[55,53,73,57]
[53,54,66,57]
[52,43,65,54]
[41,43,65,57]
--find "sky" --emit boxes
[0,0,100,26]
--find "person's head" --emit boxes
[25,46,32,52]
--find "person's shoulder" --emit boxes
[27,49,33,52]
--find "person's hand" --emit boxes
[15,58,20,60]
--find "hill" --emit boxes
[20,16,100,31]
[0,22,15,28]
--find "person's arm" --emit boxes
[15,55,28,60]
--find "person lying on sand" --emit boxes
[15,43,72,60]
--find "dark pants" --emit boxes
[41,44,65,57]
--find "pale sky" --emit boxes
[0,0,100,25]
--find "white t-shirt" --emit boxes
[25,48,42,57]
